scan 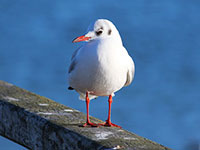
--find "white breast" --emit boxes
[68,39,132,98]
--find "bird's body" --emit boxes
[68,19,134,100]
[68,19,135,128]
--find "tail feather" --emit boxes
[68,86,74,90]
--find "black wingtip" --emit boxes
[68,87,74,90]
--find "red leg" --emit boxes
[99,95,121,128]
[82,92,98,127]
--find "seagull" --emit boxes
[68,19,135,128]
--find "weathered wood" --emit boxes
[0,80,170,150]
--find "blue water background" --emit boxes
[0,0,200,150]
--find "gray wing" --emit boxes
[68,60,77,73]
[124,56,135,87]
[68,47,81,73]
[71,47,81,60]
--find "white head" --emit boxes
[73,19,122,44]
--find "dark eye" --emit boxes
[96,30,103,36]
[108,29,112,35]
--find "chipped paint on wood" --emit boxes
[3,96,19,101]
[38,103,49,106]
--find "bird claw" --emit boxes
[81,121,98,127]
[98,120,122,128]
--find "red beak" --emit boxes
[72,35,91,43]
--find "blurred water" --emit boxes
[0,0,200,149]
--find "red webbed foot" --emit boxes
[98,120,121,128]
[81,121,98,127]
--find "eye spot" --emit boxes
[96,30,103,36]
[108,29,112,35]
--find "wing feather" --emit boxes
[68,47,81,74]
[124,56,135,87]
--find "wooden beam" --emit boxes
[0,80,170,150]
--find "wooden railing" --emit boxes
[0,80,170,150]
